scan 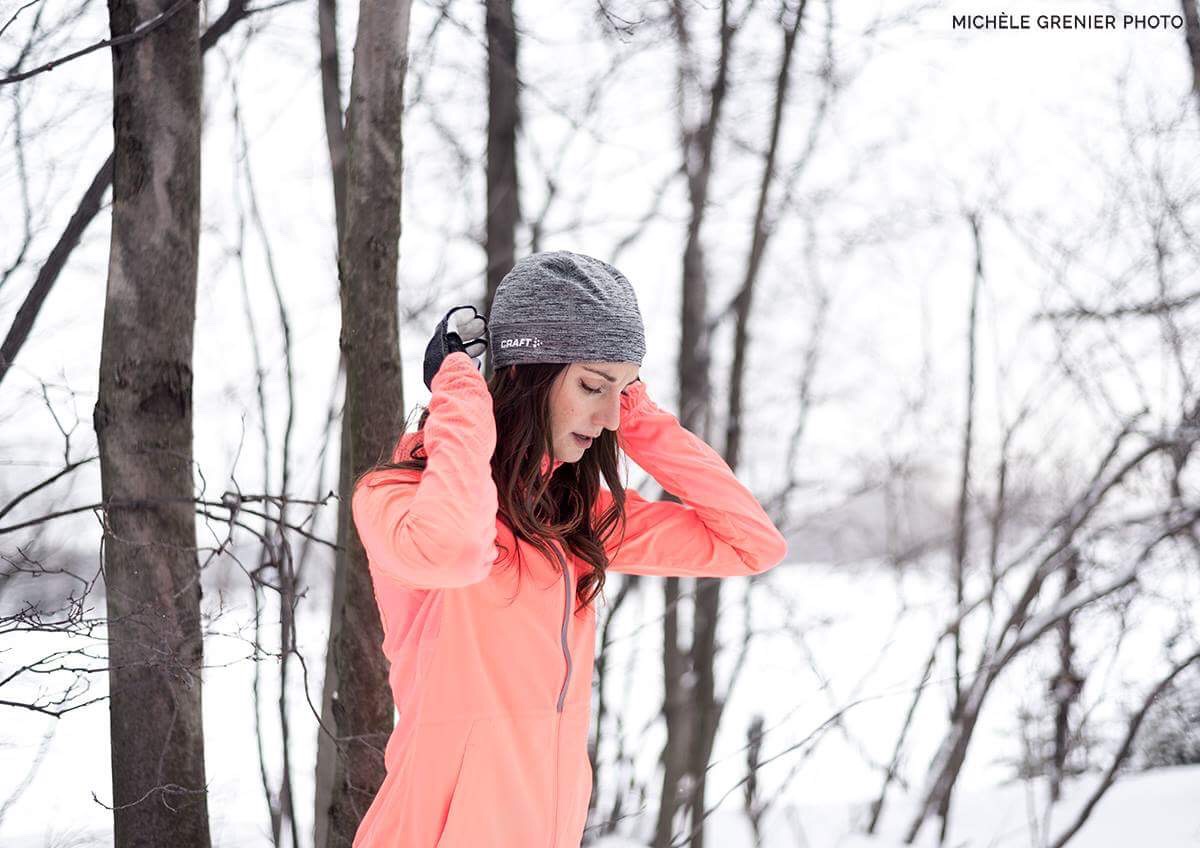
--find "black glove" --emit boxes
[423,305,489,390]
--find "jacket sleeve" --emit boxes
[597,381,789,578]
[351,352,499,590]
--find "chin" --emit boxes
[555,444,583,463]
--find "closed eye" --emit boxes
[581,381,603,395]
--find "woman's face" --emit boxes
[546,361,641,462]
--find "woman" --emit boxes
[350,250,789,847]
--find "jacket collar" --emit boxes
[540,452,565,477]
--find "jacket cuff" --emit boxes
[619,379,654,421]
[432,350,479,385]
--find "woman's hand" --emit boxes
[618,377,650,430]
[423,305,489,390]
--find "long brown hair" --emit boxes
[354,362,630,614]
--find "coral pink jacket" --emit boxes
[350,352,788,847]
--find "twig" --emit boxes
[0,0,199,86]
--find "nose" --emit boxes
[596,392,621,432]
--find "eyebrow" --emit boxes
[582,366,636,385]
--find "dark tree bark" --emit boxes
[655,561,692,848]
[723,0,807,474]
[671,6,812,845]
[1049,553,1082,803]
[652,4,829,841]
[743,715,766,844]
[319,0,348,243]
[936,210,984,843]
[94,0,210,842]
[1182,0,1200,121]
[323,0,415,842]
[656,3,735,846]
[314,396,354,846]
[313,0,348,842]
[484,0,520,342]
[588,571,639,819]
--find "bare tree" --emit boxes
[887,73,1200,841]
[1047,553,1084,804]
[93,0,210,841]
[742,715,766,846]
[1182,0,1200,120]
[900,450,1200,843]
[1,3,341,842]
[484,0,520,332]
[928,208,985,843]
[217,67,307,847]
[657,2,819,845]
[0,423,108,729]
[652,3,738,844]
[1045,649,1200,848]
[321,0,416,842]
[313,0,349,840]
[0,0,261,391]
[1130,661,1200,769]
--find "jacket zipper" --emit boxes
[555,544,573,711]
[552,543,572,847]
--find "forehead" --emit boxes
[572,361,639,382]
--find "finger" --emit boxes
[463,339,487,357]
[457,314,485,334]
[455,316,487,339]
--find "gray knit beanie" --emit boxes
[488,251,646,369]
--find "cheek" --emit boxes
[549,392,580,429]
[557,401,583,425]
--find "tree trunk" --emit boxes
[317,409,356,846]
[655,3,732,846]
[313,0,348,840]
[319,0,348,242]
[1182,0,1200,121]
[653,573,693,847]
[683,577,720,848]
[484,0,520,343]
[937,211,984,843]
[95,0,210,842]
[724,0,807,474]
[323,0,415,842]
[1049,554,1082,803]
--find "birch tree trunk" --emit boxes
[95,0,210,842]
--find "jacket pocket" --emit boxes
[432,711,559,847]
[435,719,480,848]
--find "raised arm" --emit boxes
[598,381,789,578]
[351,352,499,589]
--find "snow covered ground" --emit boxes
[2,559,1196,847]
[591,764,1200,848]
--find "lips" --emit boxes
[572,433,594,446]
